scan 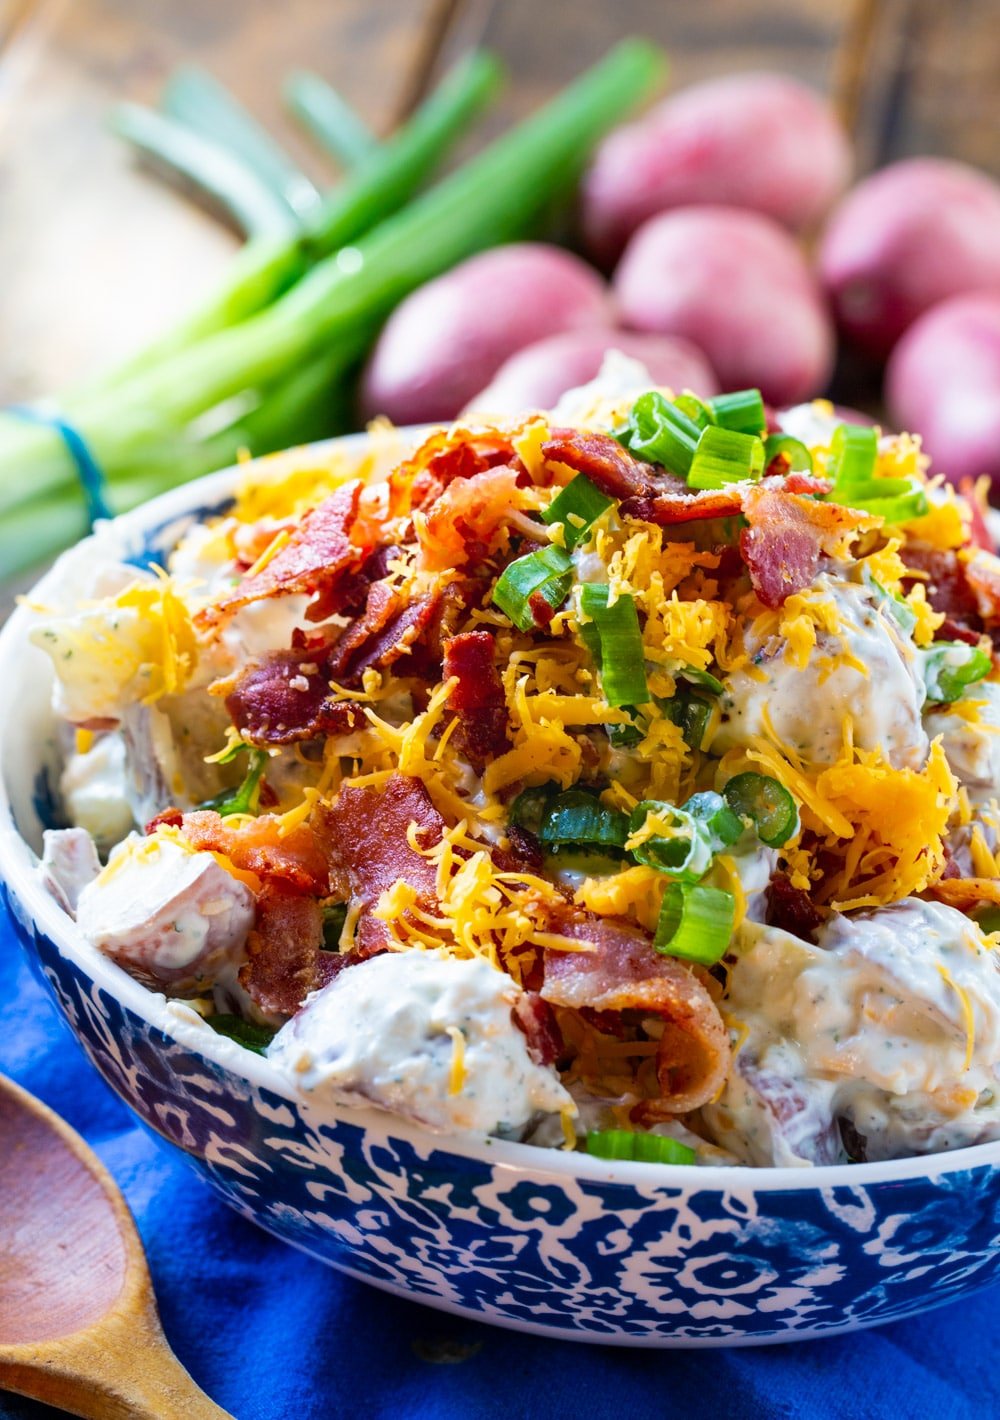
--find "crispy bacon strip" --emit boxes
[177,811,330,896]
[316,774,444,954]
[331,589,442,686]
[741,484,876,608]
[225,649,364,746]
[240,887,325,1016]
[418,465,525,571]
[765,873,824,943]
[390,429,520,517]
[539,911,730,1114]
[542,428,745,526]
[442,631,509,770]
[198,480,367,629]
[512,992,563,1067]
[960,478,996,554]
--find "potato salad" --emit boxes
[31,362,1000,1168]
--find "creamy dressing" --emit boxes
[713,575,928,768]
[76,833,255,991]
[267,950,572,1137]
[926,681,1000,805]
[704,901,1000,1165]
[60,733,136,848]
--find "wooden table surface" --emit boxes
[2,0,999,407]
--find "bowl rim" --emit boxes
[2,432,999,1191]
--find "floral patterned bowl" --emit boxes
[2,442,1000,1347]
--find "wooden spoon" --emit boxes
[0,1072,231,1418]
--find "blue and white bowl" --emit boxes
[2,439,1000,1347]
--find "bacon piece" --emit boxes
[390,429,520,516]
[623,486,744,526]
[512,991,563,1067]
[960,478,996,554]
[442,631,509,770]
[331,590,442,686]
[198,481,367,629]
[316,774,444,954]
[765,873,824,943]
[539,911,730,1114]
[902,543,987,645]
[542,429,650,500]
[491,824,544,875]
[418,465,525,571]
[740,484,875,607]
[240,887,325,1016]
[177,811,330,896]
[542,428,749,526]
[225,648,364,745]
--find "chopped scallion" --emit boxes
[683,791,744,850]
[723,772,799,847]
[206,1014,278,1055]
[687,426,764,491]
[708,388,765,435]
[921,642,992,703]
[579,583,649,707]
[828,422,877,487]
[622,391,700,475]
[677,664,724,695]
[538,789,629,849]
[585,1129,697,1164]
[653,881,735,965]
[509,782,558,835]
[763,432,813,474]
[493,545,573,631]
[200,747,270,817]
[542,473,614,548]
[628,801,715,881]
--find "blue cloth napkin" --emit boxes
[1,901,996,1420]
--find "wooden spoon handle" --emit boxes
[0,1308,233,1419]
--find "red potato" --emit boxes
[465,329,718,415]
[583,72,851,264]
[886,293,1000,487]
[614,206,834,405]
[819,158,1000,357]
[360,242,610,424]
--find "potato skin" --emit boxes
[360,243,610,425]
[886,292,1000,487]
[820,158,1000,357]
[466,329,718,416]
[614,206,834,406]
[583,72,851,265]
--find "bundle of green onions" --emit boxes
[0,40,665,580]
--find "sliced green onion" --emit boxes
[763,433,813,474]
[853,490,929,524]
[870,578,918,638]
[661,692,713,751]
[206,1014,278,1054]
[623,392,700,475]
[579,584,649,707]
[509,782,558,834]
[629,801,714,881]
[974,906,1000,935]
[653,882,735,964]
[607,710,644,747]
[922,642,993,703]
[585,1129,697,1164]
[200,747,269,817]
[672,393,714,430]
[724,772,799,847]
[687,426,764,491]
[683,791,744,850]
[709,389,765,436]
[677,665,724,695]
[828,422,878,487]
[493,546,574,631]
[538,789,629,849]
[542,473,614,548]
[322,902,348,950]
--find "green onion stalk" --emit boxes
[0,40,665,580]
